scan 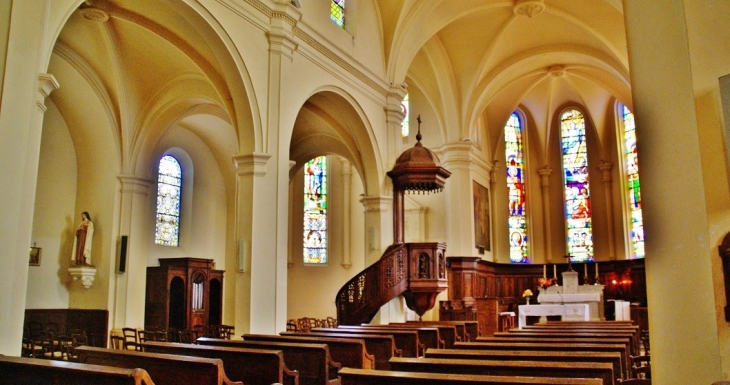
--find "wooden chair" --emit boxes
[110,335,125,350]
[640,330,650,355]
[631,355,650,379]
[137,330,151,345]
[178,329,195,344]
[121,328,138,345]
[286,320,298,332]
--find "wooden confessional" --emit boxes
[145,258,224,330]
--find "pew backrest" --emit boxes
[313,327,420,357]
[197,337,340,385]
[75,346,241,385]
[389,357,615,385]
[243,333,375,369]
[280,331,397,370]
[0,355,155,385]
[338,367,604,385]
[142,341,299,385]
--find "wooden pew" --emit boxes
[496,329,639,356]
[454,341,629,380]
[142,341,299,385]
[338,367,604,385]
[402,321,465,343]
[0,355,155,385]
[389,357,615,385]
[243,333,375,369]
[281,331,398,370]
[425,348,624,383]
[386,322,459,348]
[407,320,478,342]
[312,327,420,357]
[340,324,441,352]
[197,337,340,385]
[475,336,630,378]
[75,346,241,385]
[518,325,640,354]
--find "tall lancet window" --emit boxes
[155,155,182,246]
[561,109,593,262]
[401,93,410,138]
[505,112,529,263]
[303,156,328,264]
[621,104,645,259]
[330,0,345,28]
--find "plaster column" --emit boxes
[598,161,616,260]
[385,86,407,168]
[340,157,352,269]
[440,142,476,256]
[112,176,153,329]
[0,0,55,354]
[624,1,721,383]
[538,166,553,263]
[287,160,296,268]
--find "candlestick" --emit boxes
[595,262,599,278]
[584,263,588,277]
[543,265,546,279]
[553,264,557,278]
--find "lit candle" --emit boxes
[584,263,588,277]
[595,262,599,278]
[543,265,546,279]
[553,264,557,278]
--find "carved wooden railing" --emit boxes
[336,242,447,325]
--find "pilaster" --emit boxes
[112,175,153,329]
[340,157,352,269]
[538,166,553,263]
[598,161,615,260]
[385,85,408,168]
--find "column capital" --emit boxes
[117,175,154,196]
[598,161,613,182]
[233,153,272,176]
[385,85,408,125]
[37,73,60,112]
[538,166,552,186]
[359,195,392,212]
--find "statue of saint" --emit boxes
[72,211,94,265]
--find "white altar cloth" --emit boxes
[537,292,601,303]
[517,304,590,328]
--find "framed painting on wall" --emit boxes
[29,246,41,266]
[473,181,491,251]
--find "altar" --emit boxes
[537,269,605,322]
[517,304,590,328]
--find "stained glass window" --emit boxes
[505,112,529,263]
[304,156,328,264]
[622,104,645,259]
[401,93,410,138]
[155,155,181,246]
[561,109,593,262]
[330,0,345,28]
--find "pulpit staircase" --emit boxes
[335,242,447,325]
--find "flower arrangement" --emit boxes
[538,277,557,289]
[522,289,533,298]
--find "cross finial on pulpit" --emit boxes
[563,254,574,271]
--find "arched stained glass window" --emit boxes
[505,112,529,263]
[155,155,181,246]
[622,104,645,259]
[304,156,328,264]
[330,0,345,28]
[401,93,410,138]
[561,109,593,262]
